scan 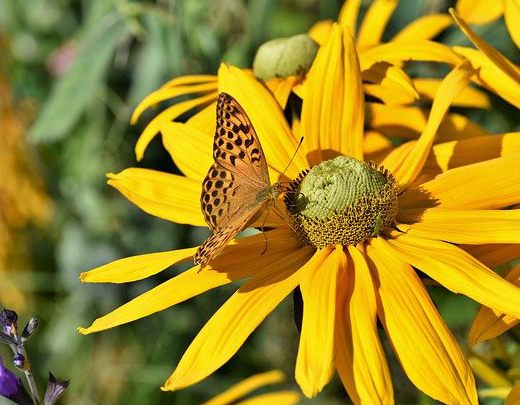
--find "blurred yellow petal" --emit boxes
[359,40,462,69]
[469,262,520,346]
[80,248,196,283]
[161,122,213,181]
[361,62,419,104]
[335,246,393,405]
[381,141,415,174]
[392,14,452,42]
[218,64,306,180]
[357,0,398,49]
[338,0,362,34]
[199,370,285,405]
[503,0,520,50]
[368,103,487,141]
[80,229,304,335]
[235,392,300,405]
[382,233,520,320]
[163,246,315,391]
[107,168,205,226]
[397,208,520,244]
[265,76,299,109]
[131,80,218,124]
[462,244,520,268]
[363,130,393,163]
[506,379,520,405]
[307,20,333,45]
[295,245,338,398]
[367,240,477,405]
[399,152,520,210]
[414,78,490,108]
[302,23,364,164]
[363,83,416,105]
[135,93,216,161]
[392,62,473,186]
[469,352,511,388]
[455,0,503,25]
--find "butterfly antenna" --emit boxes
[279,136,304,180]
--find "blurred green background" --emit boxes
[0,0,519,404]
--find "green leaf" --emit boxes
[30,13,128,143]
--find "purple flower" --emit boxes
[44,373,70,405]
[0,356,32,405]
[0,309,18,335]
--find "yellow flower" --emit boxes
[130,0,490,162]
[196,370,300,405]
[455,0,520,49]
[80,18,520,404]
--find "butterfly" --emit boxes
[194,92,285,270]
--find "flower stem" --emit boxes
[9,343,40,405]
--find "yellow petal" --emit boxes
[503,0,520,50]
[361,63,419,104]
[187,102,217,133]
[80,248,197,283]
[455,0,504,25]
[506,380,520,405]
[235,392,300,405]
[295,245,338,398]
[362,130,393,163]
[218,65,306,180]
[413,78,490,108]
[301,23,364,164]
[161,122,213,181]
[107,168,205,226]
[399,152,520,210]
[457,48,520,112]
[382,232,520,320]
[468,262,520,346]
[368,103,487,141]
[135,92,216,161]
[356,0,398,49]
[366,240,477,405]
[307,19,333,46]
[163,246,315,391]
[462,244,520,268]
[335,246,393,405]
[338,0,362,34]
[392,14,452,42]
[199,370,285,405]
[359,40,462,69]
[392,61,473,187]
[80,229,303,335]
[397,208,520,244]
[469,352,511,388]
[131,80,217,125]
[363,83,417,105]
[264,76,299,109]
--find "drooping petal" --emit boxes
[199,370,285,405]
[301,23,364,164]
[380,233,520,320]
[398,152,520,210]
[80,229,304,335]
[235,392,300,405]
[468,262,520,346]
[455,0,503,25]
[295,246,338,398]
[391,61,473,187]
[107,168,206,226]
[462,244,520,268]
[335,246,393,405]
[80,248,197,283]
[161,122,213,181]
[413,78,490,108]
[506,380,520,405]
[392,14,452,42]
[503,0,520,50]
[356,0,398,49]
[397,208,520,244]
[134,93,216,161]
[163,246,316,391]
[366,240,478,405]
[218,65,306,180]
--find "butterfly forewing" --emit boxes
[196,92,277,269]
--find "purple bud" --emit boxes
[13,355,25,371]
[0,356,32,405]
[44,372,70,405]
[0,309,18,335]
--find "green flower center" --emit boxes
[253,34,319,81]
[284,156,398,248]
